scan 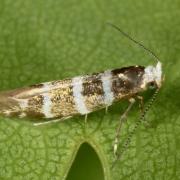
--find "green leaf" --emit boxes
[0,0,180,179]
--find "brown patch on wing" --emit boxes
[82,74,105,111]
[111,66,145,99]
[111,66,144,75]
[29,83,44,88]
[25,95,44,118]
[82,75,104,96]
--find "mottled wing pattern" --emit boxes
[0,79,75,119]
[0,66,145,119]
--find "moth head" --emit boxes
[142,61,163,89]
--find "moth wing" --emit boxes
[1,79,72,100]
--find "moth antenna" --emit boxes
[107,22,159,63]
[111,88,160,169]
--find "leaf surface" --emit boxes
[0,0,180,179]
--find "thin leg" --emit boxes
[84,114,88,123]
[33,116,72,126]
[137,95,150,127]
[113,98,135,156]
[137,95,144,114]
[84,114,88,128]
[105,106,109,114]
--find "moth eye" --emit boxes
[148,81,157,89]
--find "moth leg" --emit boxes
[33,116,72,126]
[84,114,88,126]
[137,95,144,114]
[137,95,150,127]
[105,106,109,114]
[113,98,135,156]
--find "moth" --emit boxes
[0,23,163,163]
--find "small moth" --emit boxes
[0,24,163,163]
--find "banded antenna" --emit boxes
[111,88,160,169]
[107,22,159,63]
[107,23,161,168]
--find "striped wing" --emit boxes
[0,79,73,118]
[0,70,116,119]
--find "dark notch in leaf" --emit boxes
[66,143,104,180]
